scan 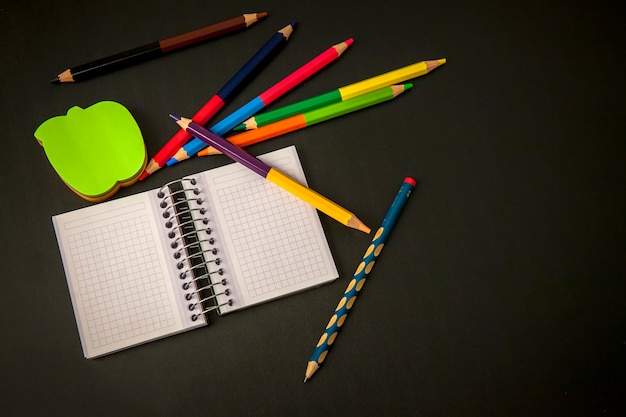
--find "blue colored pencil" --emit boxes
[304,177,417,382]
[141,21,296,179]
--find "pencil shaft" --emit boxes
[140,21,293,179]
[338,59,443,100]
[181,117,270,177]
[259,40,351,104]
[234,90,341,131]
[159,13,262,52]
[265,168,355,226]
[172,116,369,233]
[304,177,416,381]
[52,12,267,83]
[303,84,405,125]
[215,22,295,103]
[167,39,353,165]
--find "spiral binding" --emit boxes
[158,177,233,322]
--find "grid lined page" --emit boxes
[201,146,338,313]
[53,194,202,358]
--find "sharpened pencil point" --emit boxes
[169,114,182,122]
[50,77,60,84]
[291,20,298,27]
[345,38,354,46]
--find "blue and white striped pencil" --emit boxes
[304,177,417,382]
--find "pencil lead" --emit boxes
[169,114,182,122]
[291,21,298,27]
[50,77,60,84]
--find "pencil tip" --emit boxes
[291,20,298,27]
[258,12,268,20]
[169,113,181,121]
[50,77,60,84]
[425,58,447,72]
[345,38,354,46]
[405,83,414,90]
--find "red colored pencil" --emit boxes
[139,22,295,180]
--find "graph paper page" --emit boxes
[198,146,338,314]
[52,192,205,358]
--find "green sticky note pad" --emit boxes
[35,101,147,202]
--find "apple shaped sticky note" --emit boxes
[35,101,147,202]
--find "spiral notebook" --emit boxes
[52,146,338,358]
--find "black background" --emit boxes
[1,0,624,415]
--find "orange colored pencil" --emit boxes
[197,84,411,156]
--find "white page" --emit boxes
[52,192,205,358]
[197,146,338,313]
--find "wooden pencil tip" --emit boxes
[169,113,181,121]
[258,11,269,20]
[359,224,371,234]
[280,22,296,39]
[50,77,60,84]
[391,83,412,96]
[334,38,354,56]
[425,58,446,72]
[305,361,319,381]
[347,216,371,234]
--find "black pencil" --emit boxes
[51,12,267,83]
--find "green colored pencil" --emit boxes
[233,58,446,131]
[198,83,412,156]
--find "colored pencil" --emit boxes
[170,115,370,234]
[166,39,354,166]
[139,22,295,181]
[234,58,446,131]
[198,84,412,156]
[51,12,267,83]
[304,177,417,382]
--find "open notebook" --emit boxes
[52,146,338,358]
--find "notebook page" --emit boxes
[198,146,338,313]
[52,192,205,358]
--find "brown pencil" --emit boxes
[51,12,267,83]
